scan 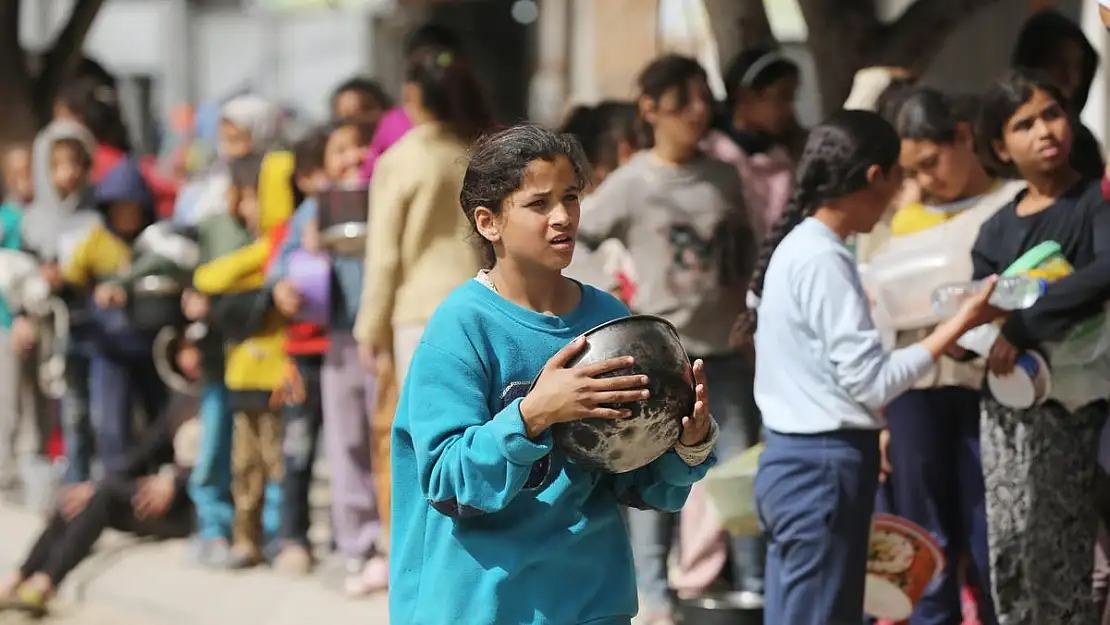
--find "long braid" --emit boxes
[729,180,815,349]
[729,110,900,352]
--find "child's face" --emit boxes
[484,155,582,271]
[50,143,87,198]
[109,201,145,239]
[334,90,385,130]
[1040,38,1085,103]
[899,126,978,204]
[737,76,798,137]
[220,120,254,160]
[2,147,33,205]
[993,88,1073,177]
[295,169,329,197]
[235,186,261,230]
[641,77,713,152]
[324,126,367,182]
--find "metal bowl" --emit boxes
[547,315,693,473]
[128,275,185,333]
[677,592,764,625]
[322,222,367,257]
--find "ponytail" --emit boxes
[731,109,901,350]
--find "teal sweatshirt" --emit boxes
[388,278,715,625]
[0,200,24,328]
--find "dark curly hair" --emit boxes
[733,109,900,348]
[460,125,591,268]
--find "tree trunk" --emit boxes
[703,0,778,67]
[0,0,106,144]
[794,0,1009,114]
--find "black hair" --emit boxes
[636,55,709,147]
[405,45,495,144]
[404,22,464,57]
[325,117,374,146]
[50,137,93,171]
[229,152,264,190]
[560,105,601,159]
[736,109,901,345]
[723,48,799,111]
[460,125,591,268]
[976,68,1069,176]
[292,128,328,177]
[895,87,979,144]
[328,76,393,117]
[56,77,132,152]
[594,101,641,173]
[875,76,919,125]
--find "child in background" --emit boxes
[972,69,1110,624]
[266,130,329,576]
[16,121,100,485]
[193,151,295,569]
[742,110,1001,625]
[183,100,281,569]
[0,144,43,495]
[275,119,386,595]
[577,55,757,619]
[61,157,168,476]
[388,124,717,625]
[329,77,392,134]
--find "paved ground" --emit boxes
[0,502,388,625]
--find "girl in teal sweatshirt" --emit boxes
[388,125,719,625]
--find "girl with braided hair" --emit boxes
[745,109,1003,625]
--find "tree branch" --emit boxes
[33,0,106,112]
[873,0,1006,70]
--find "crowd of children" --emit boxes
[0,8,1107,625]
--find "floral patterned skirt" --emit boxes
[981,397,1107,625]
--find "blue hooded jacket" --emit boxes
[88,158,159,358]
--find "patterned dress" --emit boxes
[980,397,1107,624]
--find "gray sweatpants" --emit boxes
[0,328,52,485]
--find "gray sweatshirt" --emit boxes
[577,151,754,356]
[23,120,100,262]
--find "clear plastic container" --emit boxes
[931,276,1046,318]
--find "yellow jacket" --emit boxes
[63,226,133,289]
[193,151,295,394]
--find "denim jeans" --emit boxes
[61,353,92,484]
[627,353,764,609]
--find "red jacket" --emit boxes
[267,220,330,356]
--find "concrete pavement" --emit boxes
[0,502,388,625]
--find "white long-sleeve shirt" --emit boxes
[754,217,933,433]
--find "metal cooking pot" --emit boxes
[128,274,186,333]
[545,315,693,473]
[677,593,764,625]
[318,183,369,256]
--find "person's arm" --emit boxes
[796,252,935,411]
[970,216,1004,281]
[354,153,412,349]
[60,229,100,291]
[266,200,316,286]
[610,420,719,512]
[577,172,632,250]
[193,237,271,295]
[1001,194,1110,348]
[405,341,553,519]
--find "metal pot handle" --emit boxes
[153,326,203,396]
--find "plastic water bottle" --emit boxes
[931,276,1047,318]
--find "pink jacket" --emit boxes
[360,107,414,183]
[701,130,793,242]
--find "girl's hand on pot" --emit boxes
[520,336,648,438]
[680,359,711,446]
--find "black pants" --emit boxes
[279,355,323,548]
[18,476,192,586]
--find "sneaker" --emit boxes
[199,539,233,569]
[343,556,388,597]
[227,544,263,570]
[272,544,313,577]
